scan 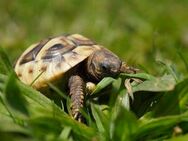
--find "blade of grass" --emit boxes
[4,72,29,116]
[48,83,67,99]
[133,74,176,92]
[92,77,115,94]
[110,106,138,141]
[135,112,188,140]
[109,77,122,107]
[175,78,188,112]
[16,79,97,139]
[91,103,106,133]
[115,89,130,110]
[165,134,188,141]
[0,47,12,73]
[91,77,115,97]
[157,61,180,82]
[120,72,156,80]
[30,71,44,86]
[153,78,188,117]
[178,50,188,72]
[58,126,72,140]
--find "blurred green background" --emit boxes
[0,0,188,74]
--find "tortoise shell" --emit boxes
[14,34,101,89]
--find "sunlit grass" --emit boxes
[1,46,188,141]
[0,1,188,140]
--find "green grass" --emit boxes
[1,45,188,141]
[1,0,188,74]
[1,0,188,140]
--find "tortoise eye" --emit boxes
[100,63,110,72]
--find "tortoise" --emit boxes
[14,34,138,121]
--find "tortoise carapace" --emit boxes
[14,34,138,121]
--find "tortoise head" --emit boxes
[86,48,138,81]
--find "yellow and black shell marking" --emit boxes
[14,34,101,89]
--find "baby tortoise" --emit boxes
[14,34,138,121]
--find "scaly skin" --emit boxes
[68,75,85,121]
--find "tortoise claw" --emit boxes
[124,78,134,100]
[72,111,84,122]
[124,78,143,100]
[73,112,79,119]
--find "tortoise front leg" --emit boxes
[68,75,85,121]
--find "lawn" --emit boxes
[0,0,188,141]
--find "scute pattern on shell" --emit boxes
[14,34,101,89]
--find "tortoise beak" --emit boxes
[120,62,139,74]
